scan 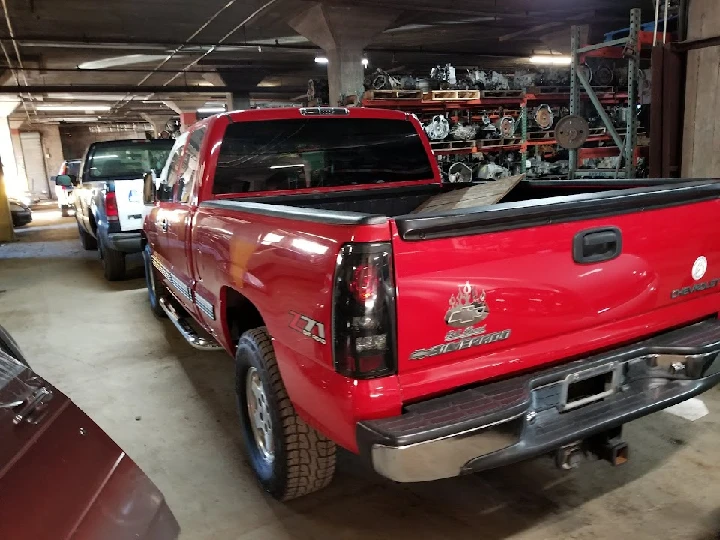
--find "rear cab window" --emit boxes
[213,118,434,195]
[83,140,174,182]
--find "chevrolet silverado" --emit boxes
[143,106,720,500]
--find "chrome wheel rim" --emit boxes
[246,367,274,462]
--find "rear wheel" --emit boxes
[143,245,167,317]
[77,220,97,250]
[100,239,126,281]
[235,327,336,500]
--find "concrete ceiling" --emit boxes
[0,0,655,126]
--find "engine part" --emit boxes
[579,63,593,84]
[430,64,457,88]
[451,123,479,141]
[538,68,571,87]
[555,115,590,149]
[424,115,450,140]
[307,79,328,104]
[400,76,417,90]
[496,116,516,138]
[416,78,430,92]
[368,69,401,90]
[448,163,473,183]
[513,70,538,90]
[534,104,555,130]
[477,162,510,180]
[471,70,510,91]
[593,65,615,86]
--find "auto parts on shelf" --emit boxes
[424,115,450,140]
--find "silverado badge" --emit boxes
[445,282,489,328]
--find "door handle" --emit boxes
[573,227,622,264]
[161,219,169,233]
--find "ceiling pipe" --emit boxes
[111,0,243,113]
[0,85,235,93]
[161,0,279,87]
[0,0,32,118]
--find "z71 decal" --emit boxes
[289,311,326,345]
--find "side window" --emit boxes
[176,127,207,204]
[159,143,185,202]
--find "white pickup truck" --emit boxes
[73,139,173,280]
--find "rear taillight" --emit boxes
[105,191,119,222]
[333,243,397,379]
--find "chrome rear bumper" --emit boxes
[357,320,720,483]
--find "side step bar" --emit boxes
[159,297,223,351]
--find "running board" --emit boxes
[159,297,223,351]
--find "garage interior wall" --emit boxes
[682,0,720,177]
[20,132,49,199]
[60,127,150,162]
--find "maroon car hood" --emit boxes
[0,354,179,540]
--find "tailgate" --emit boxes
[390,181,720,396]
[112,179,145,232]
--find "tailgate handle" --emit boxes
[573,227,622,264]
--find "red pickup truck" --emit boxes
[143,106,720,500]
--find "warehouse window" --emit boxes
[213,118,434,195]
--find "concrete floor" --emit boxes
[1,207,719,540]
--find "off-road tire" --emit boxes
[101,239,126,281]
[235,327,336,500]
[77,220,97,250]
[143,245,167,317]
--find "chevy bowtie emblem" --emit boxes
[445,281,489,328]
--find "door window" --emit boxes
[159,137,187,202]
[175,127,207,204]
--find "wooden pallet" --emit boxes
[480,89,524,98]
[364,89,424,100]
[430,89,481,101]
[412,174,526,214]
[527,86,616,95]
[430,140,476,150]
[474,137,523,148]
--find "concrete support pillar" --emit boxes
[229,92,251,112]
[290,3,398,106]
[142,114,174,138]
[9,121,28,195]
[38,125,65,182]
[683,0,720,177]
[163,100,205,133]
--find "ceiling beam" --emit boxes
[0,85,233,93]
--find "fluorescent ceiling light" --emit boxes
[529,55,572,65]
[315,56,369,66]
[37,105,112,111]
[269,164,303,169]
[58,117,100,122]
[46,93,151,101]
[197,107,226,114]
[78,54,179,70]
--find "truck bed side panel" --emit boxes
[190,206,401,449]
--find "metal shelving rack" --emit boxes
[569,8,641,179]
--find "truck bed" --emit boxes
[211,178,695,220]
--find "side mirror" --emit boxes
[55,175,73,187]
[143,172,156,205]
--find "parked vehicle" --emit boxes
[0,325,180,540]
[143,106,720,501]
[8,197,31,227]
[74,140,173,280]
[53,159,81,217]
